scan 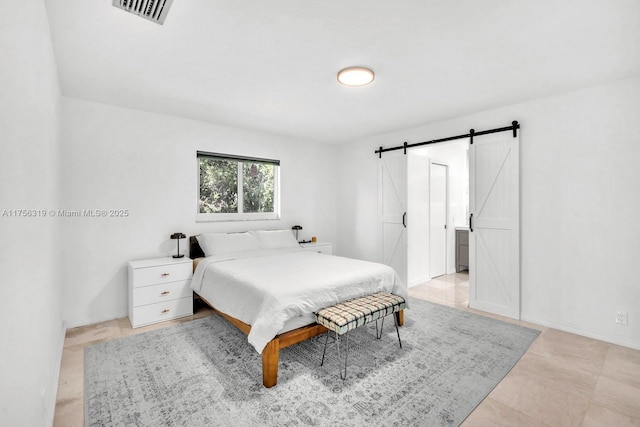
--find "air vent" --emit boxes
[112,0,174,25]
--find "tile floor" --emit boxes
[54,272,640,426]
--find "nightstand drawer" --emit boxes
[300,242,333,255]
[130,296,193,328]
[132,280,192,307]
[131,262,192,288]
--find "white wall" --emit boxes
[338,75,640,350]
[60,98,338,327]
[0,1,63,426]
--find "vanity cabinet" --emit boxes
[455,228,469,272]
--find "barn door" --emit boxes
[379,151,408,287]
[469,131,520,319]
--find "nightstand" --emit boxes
[299,242,333,255]
[128,257,193,328]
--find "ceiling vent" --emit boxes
[112,0,174,25]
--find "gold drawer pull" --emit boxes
[160,291,170,296]
[161,309,170,314]
[161,273,170,277]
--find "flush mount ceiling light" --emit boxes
[337,67,375,87]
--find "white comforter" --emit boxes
[191,249,406,353]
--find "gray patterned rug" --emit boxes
[85,298,540,426]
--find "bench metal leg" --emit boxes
[319,312,403,381]
[375,317,384,339]
[320,331,330,367]
[336,331,349,380]
[320,331,349,380]
[393,312,402,349]
[376,315,402,348]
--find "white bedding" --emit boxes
[191,248,406,353]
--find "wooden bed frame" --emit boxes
[189,236,404,388]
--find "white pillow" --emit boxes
[197,232,260,256]
[251,229,300,249]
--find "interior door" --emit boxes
[469,132,520,319]
[429,162,447,278]
[379,151,408,287]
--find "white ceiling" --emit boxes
[44,0,640,144]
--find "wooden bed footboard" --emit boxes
[196,293,404,387]
[190,236,406,387]
[260,323,328,387]
[198,293,327,387]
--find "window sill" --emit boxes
[196,213,281,223]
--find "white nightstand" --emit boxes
[299,242,333,255]
[128,257,193,328]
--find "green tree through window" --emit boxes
[199,158,238,213]
[243,162,274,213]
[198,152,279,220]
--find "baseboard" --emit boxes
[46,320,66,426]
[520,315,640,351]
[408,275,431,288]
[65,309,128,330]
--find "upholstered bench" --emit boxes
[315,292,406,379]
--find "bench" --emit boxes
[314,292,406,379]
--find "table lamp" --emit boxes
[170,232,186,258]
[291,225,302,242]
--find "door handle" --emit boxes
[469,213,473,232]
[402,212,407,228]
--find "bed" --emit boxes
[189,230,407,388]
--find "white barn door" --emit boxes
[469,132,520,319]
[379,152,408,287]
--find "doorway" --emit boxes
[406,140,469,287]
[380,123,520,320]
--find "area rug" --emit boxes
[85,298,540,426]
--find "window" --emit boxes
[197,151,280,221]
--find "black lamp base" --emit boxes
[171,235,185,259]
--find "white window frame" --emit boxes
[196,152,281,222]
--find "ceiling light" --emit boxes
[337,67,375,87]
